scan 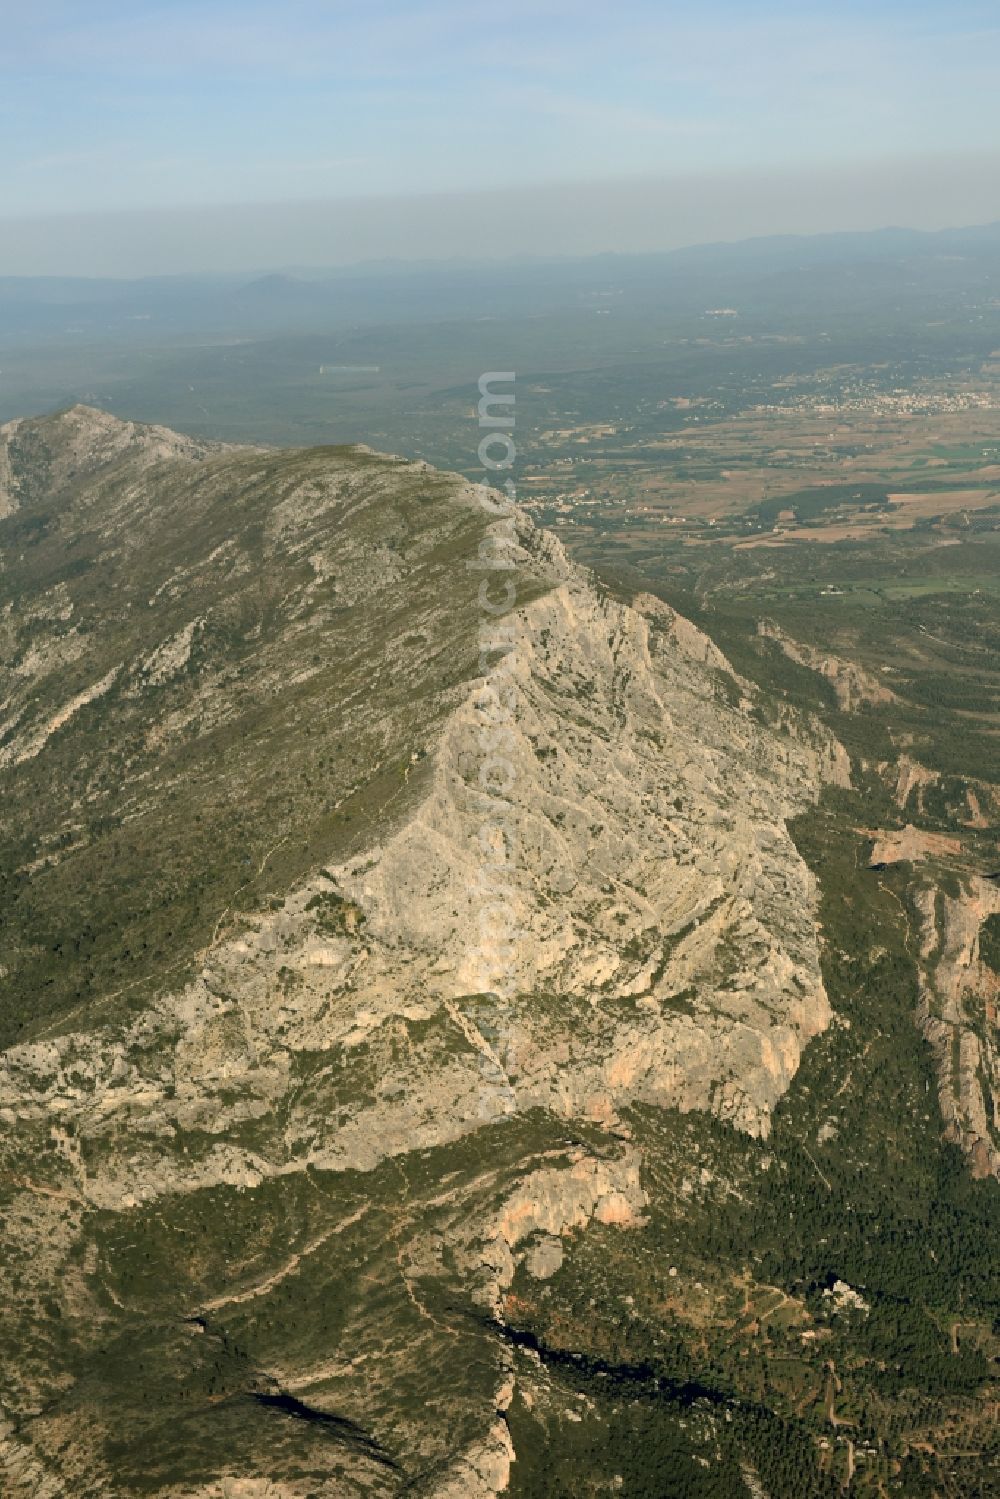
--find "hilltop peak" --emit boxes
[0,416,849,1491]
[0,403,233,517]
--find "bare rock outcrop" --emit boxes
[915,878,1000,1176]
[0,409,850,1495]
[758,620,896,712]
[866,824,962,867]
[0,403,231,517]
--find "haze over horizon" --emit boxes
[3,163,1000,280]
[2,0,999,276]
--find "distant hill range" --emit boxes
[1,219,999,341]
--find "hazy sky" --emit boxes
[1,0,999,274]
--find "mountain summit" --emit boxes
[0,409,848,1495]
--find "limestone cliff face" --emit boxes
[757,619,897,711]
[0,409,847,1497]
[915,878,1000,1178]
[327,546,844,1142]
[0,503,843,1187]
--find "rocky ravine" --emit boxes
[0,408,848,1497]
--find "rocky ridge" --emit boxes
[757,619,897,712]
[0,408,849,1497]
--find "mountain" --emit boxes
[3,218,1000,345]
[0,407,855,1496]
